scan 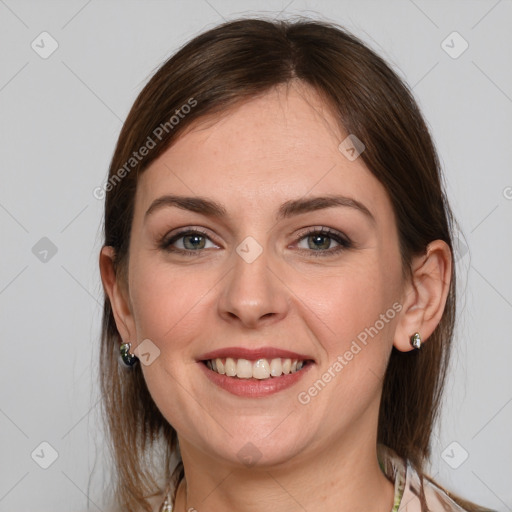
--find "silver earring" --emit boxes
[410,332,422,350]
[120,342,138,366]
[160,484,173,511]
[160,494,172,512]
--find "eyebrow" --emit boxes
[144,194,375,223]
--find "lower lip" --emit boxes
[198,361,314,398]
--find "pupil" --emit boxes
[184,234,205,250]
[309,235,330,250]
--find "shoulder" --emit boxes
[377,444,478,512]
[402,461,469,512]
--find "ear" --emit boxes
[393,240,452,352]
[99,246,137,344]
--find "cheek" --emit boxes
[299,269,400,405]
[294,258,402,407]
[298,261,400,345]
[128,257,216,347]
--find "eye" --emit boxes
[160,229,219,254]
[159,227,351,257]
[295,228,351,256]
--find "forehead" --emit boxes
[135,83,391,222]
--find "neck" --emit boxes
[173,431,394,512]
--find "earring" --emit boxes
[160,483,173,512]
[410,332,422,350]
[160,494,172,512]
[120,342,138,366]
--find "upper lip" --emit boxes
[198,347,315,362]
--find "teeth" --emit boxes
[253,359,270,379]
[225,357,236,377]
[206,357,308,379]
[270,358,282,377]
[236,358,253,379]
[216,358,225,374]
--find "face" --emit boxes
[121,82,406,468]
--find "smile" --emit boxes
[197,346,315,397]
[204,357,311,379]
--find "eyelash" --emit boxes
[295,227,352,257]
[159,227,352,257]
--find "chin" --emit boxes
[200,426,313,470]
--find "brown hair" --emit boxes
[100,17,485,511]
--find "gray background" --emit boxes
[0,0,511,510]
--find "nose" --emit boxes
[217,243,290,329]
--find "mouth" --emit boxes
[201,357,314,380]
[196,347,316,397]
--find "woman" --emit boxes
[98,18,493,512]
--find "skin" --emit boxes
[100,81,451,512]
